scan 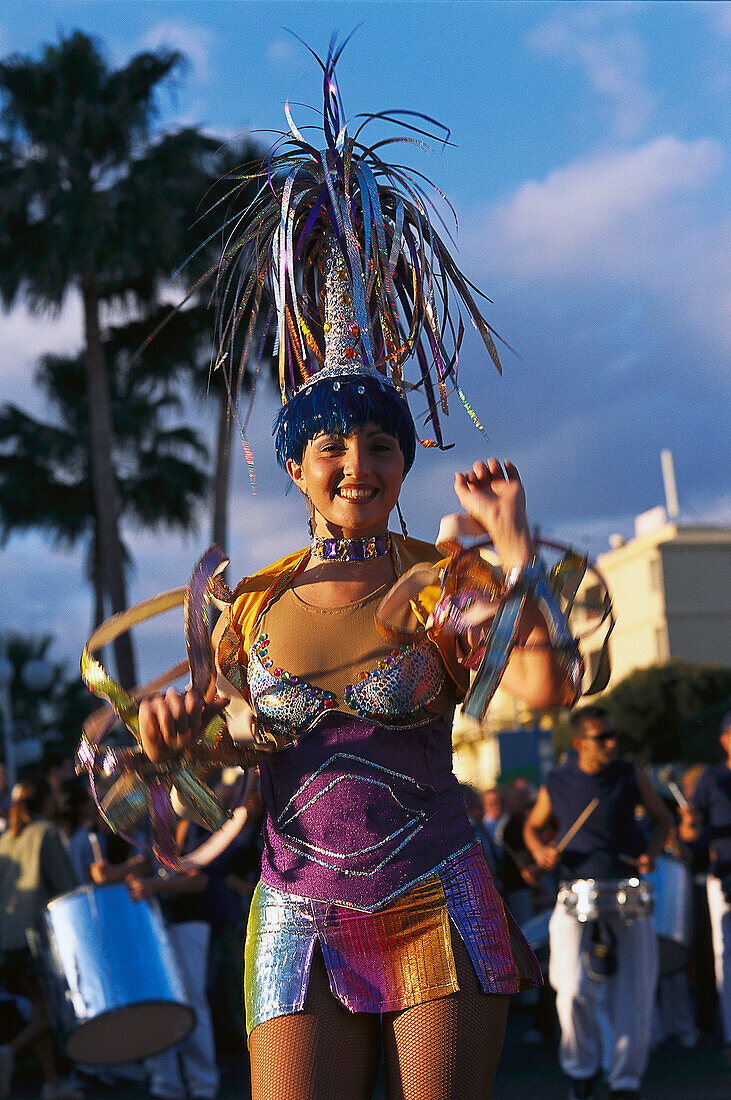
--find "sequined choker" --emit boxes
[312,533,391,562]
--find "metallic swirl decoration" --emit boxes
[449,538,614,720]
[78,545,259,869]
[376,537,614,724]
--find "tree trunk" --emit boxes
[81,282,137,687]
[211,388,232,551]
[87,533,106,630]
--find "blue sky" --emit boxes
[1,1,729,677]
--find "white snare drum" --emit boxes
[558,877,654,924]
[30,883,194,1065]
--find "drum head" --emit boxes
[65,1001,195,1065]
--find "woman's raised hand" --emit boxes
[138,687,228,764]
[454,459,533,570]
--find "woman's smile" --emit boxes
[336,485,378,502]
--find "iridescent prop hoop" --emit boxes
[377,536,613,724]
[78,546,258,868]
[450,537,614,721]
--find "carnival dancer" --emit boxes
[81,44,597,1099]
[679,711,731,1064]
[142,441,570,1100]
[524,705,672,1099]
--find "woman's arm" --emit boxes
[453,458,577,709]
[211,607,259,746]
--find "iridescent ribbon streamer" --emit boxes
[457,543,608,721]
[462,590,528,721]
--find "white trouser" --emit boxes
[707,873,731,1043]
[147,921,219,1100]
[549,902,658,1090]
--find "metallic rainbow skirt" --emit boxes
[244,843,541,1036]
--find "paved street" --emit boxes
[489,1016,729,1100]
[10,1011,730,1098]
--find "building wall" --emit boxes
[663,542,730,665]
[580,524,731,691]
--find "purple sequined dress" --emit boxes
[220,556,542,1037]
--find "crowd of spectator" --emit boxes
[0,760,263,1100]
[460,711,731,1086]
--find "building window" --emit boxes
[655,625,669,661]
[649,557,662,593]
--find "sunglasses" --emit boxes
[581,730,617,744]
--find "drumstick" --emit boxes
[501,838,540,875]
[501,839,530,869]
[617,853,639,867]
[88,831,104,864]
[555,797,599,854]
[668,781,688,809]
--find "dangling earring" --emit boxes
[305,493,315,539]
[396,500,409,539]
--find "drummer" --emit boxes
[523,705,671,1100]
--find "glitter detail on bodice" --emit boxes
[248,631,445,742]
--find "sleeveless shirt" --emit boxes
[546,756,645,880]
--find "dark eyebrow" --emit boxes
[312,432,344,443]
[364,428,396,440]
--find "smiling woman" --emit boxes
[277,370,414,548]
[131,43,584,1100]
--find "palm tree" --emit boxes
[0,632,96,770]
[0,319,210,632]
[160,137,277,551]
[0,32,223,685]
[184,301,277,550]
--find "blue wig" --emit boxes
[274,374,417,473]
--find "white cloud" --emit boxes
[487,136,721,270]
[267,37,299,68]
[529,3,655,139]
[141,20,216,85]
[468,136,729,359]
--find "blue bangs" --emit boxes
[274,376,417,472]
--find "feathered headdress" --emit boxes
[199,37,506,449]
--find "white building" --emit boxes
[580,508,731,691]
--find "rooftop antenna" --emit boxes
[661,449,679,519]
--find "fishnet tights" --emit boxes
[249,928,509,1100]
[383,930,509,1099]
[250,944,381,1100]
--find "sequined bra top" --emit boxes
[247,585,446,743]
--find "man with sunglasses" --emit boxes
[524,705,672,1100]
